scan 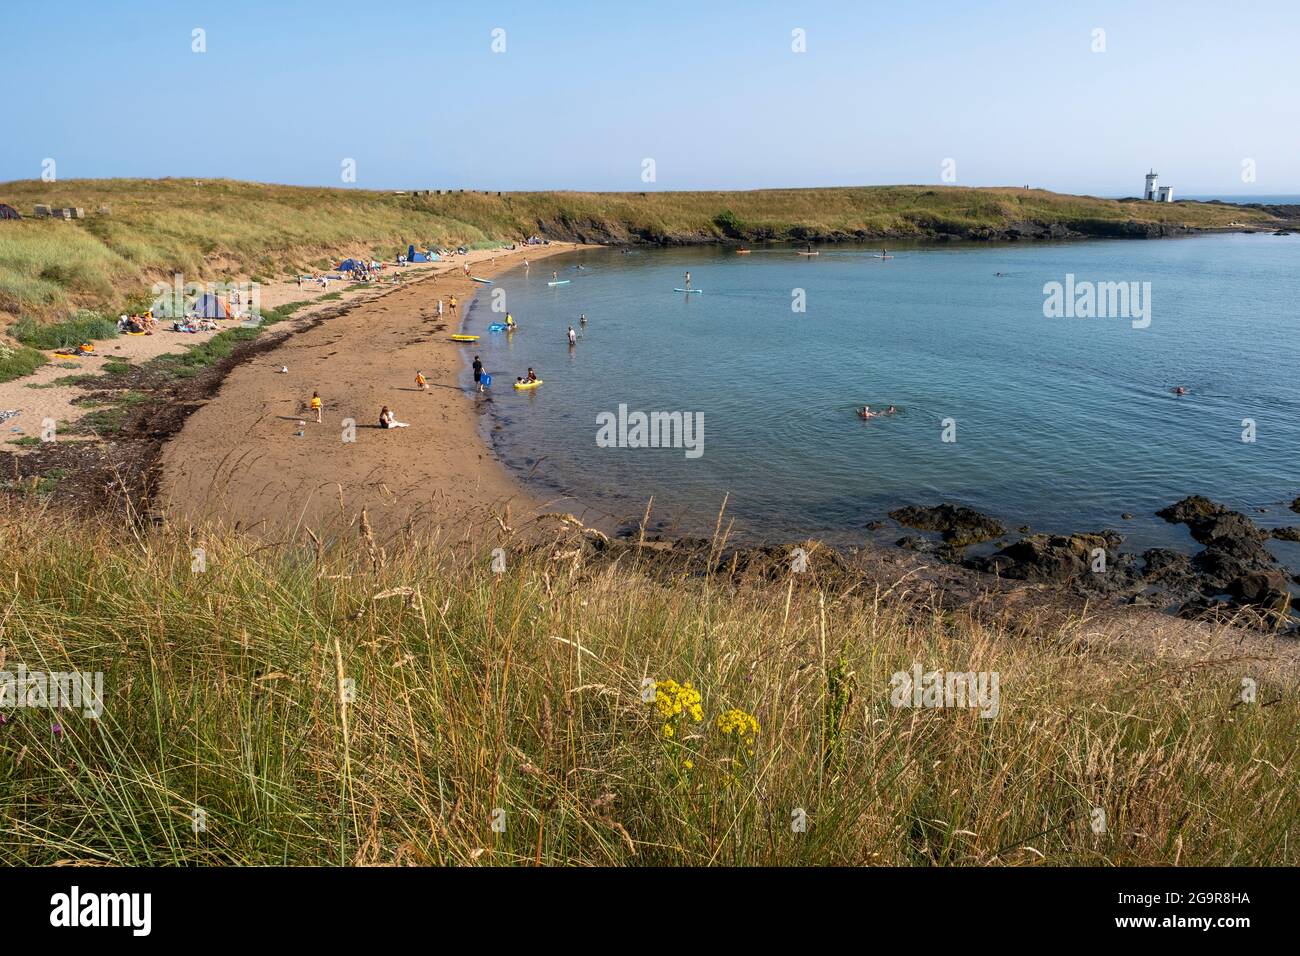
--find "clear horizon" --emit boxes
[3,0,1298,195]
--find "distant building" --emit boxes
[1144,169,1174,202]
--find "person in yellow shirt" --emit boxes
[309,391,323,423]
[415,370,428,391]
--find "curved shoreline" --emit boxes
[157,243,591,542]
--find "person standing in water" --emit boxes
[473,355,485,393]
[579,312,587,325]
[567,326,577,346]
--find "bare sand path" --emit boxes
[159,243,589,542]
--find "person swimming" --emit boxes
[579,312,587,324]
[858,405,873,420]
[1173,386,1187,395]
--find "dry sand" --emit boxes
[159,243,589,541]
[0,258,447,448]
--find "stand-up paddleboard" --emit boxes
[488,323,508,332]
[797,251,819,256]
[735,249,752,254]
[547,280,571,286]
[673,288,703,294]
[872,254,894,259]
[514,379,543,390]
[450,334,479,342]
[471,276,493,283]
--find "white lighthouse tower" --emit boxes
[1144,169,1159,201]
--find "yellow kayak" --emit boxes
[450,334,479,342]
[513,379,543,390]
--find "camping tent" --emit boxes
[337,258,361,271]
[406,244,433,263]
[0,204,21,220]
[193,293,231,319]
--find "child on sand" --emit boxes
[310,391,323,423]
[416,370,428,391]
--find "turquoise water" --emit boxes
[462,235,1300,556]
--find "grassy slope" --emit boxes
[0,506,1294,866]
[0,178,1280,323]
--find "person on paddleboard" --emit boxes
[684,271,692,289]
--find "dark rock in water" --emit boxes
[864,520,886,530]
[1121,512,1134,520]
[1017,525,1031,534]
[1291,496,1300,515]
[1271,526,1300,542]
[1227,570,1292,615]
[966,531,1125,586]
[888,503,1006,547]
[896,535,940,554]
[1156,495,1266,546]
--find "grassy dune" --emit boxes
[0,178,1280,323]
[0,504,1294,866]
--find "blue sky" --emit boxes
[3,0,1297,195]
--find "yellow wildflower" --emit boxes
[651,679,703,723]
[716,707,760,747]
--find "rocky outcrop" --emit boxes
[964,531,1133,591]
[888,503,1006,547]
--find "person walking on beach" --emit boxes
[473,355,485,392]
[416,370,428,391]
[449,295,458,314]
[310,391,323,423]
[567,326,577,346]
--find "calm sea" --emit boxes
[461,234,1300,559]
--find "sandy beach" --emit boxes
[158,242,590,541]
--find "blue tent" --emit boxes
[407,244,433,263]
[337,258,361,271]
[192,292,230,319]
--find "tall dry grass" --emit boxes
[0,502,1294,866]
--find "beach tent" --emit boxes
[192,292,232,319]
[337,258,361,271]
[0,204,21,220]
[407,244,433,263]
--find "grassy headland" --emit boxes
[0,178,1284,323]
[0,503,1294,866]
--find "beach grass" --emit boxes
[0,503,1293,866]
[0,179,1281,323]
[0,340,48,383]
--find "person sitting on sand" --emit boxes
[416,370,428,391]
[379,406,409,429]
[527,368,538,383]
[310,391,323,423]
